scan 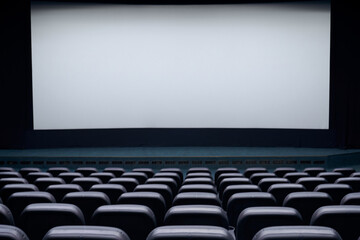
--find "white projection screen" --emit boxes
[31,1,330,130]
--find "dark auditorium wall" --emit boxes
[0,0,359,149]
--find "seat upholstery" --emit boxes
[236,207,303,240]
[172,192,221,206]
[222,184,261,209]
[121,172,148,184]
[283,191,333,224]
[62,192,110,224]
[314,183,353,204]
[303,167,326,177]
[26,172,53,184]
[0,224,29,240]
[215,167,239,183]
[75,168,98,177]
[250,173,276,185]
[341,192,360,205]
[90,184,126,204]
[147,225,234,240]
[227,192,277,226]
[186,172,212,179]
[18,168,41,178]
[108,178,139,192]
[71,177,102,191]
[0,204,14,225]
[178,184,217,194]
[0,178,28,190]
[146,178,178,196]
[159,168,183,181]
[117,191,166,225]
[267,183,306,205]
[103,168,125,178]
[335,177,360,191]
[311,205,360,240]
[164,205,229,229]
[58,173,84,184]
[89,173,115,184]
[153,172,182,187]
[333,168,356,177]
[187,168,211,175]
[46,184,83,202]
[183,177,214,186]
[218,178,251,199]
[253,226,341,240]
[317,172,343,183]
[132,168,155,178]
[0,184,39,204]
[258,178,290,192]
[91,204,156,240]
[243,168,268,178]
[34,177,65,191]
[134,184,173,209]
[273,167,297,178]
[43,226,130,240]
[216,173,245,189]
[284,172,310,183]
[47,168,70,177]
[7,191,56,224]
[19,203,85,240]
[296,177,327,191]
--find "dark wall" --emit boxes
[0,0,359,149]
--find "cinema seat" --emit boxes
[146,178,178,196]
[314,183,353,204]
[117,192,166,225]
[89,172,115,183]
[187,167,211,175]
[317,172,343,183]
[164,205,229,228]
[284,172,310,183]
[147,225,234,240]
[267,183,306,205]
[132,168,155,178]
[340,192,360,205]
[108,178,139,192]
[215,167,239,182]
[134,184,173,209]
[58,172,84,184]
[19,203,85,240]
[283,192,333,224]
[236,207,303,240]
[47,168,70,177]
[159,168,183,181]
[121,172,148,184]
[46,184,83,202]
[34,177,65,191]
[258,178,290,192]
[250,173,276,185]
[227,192,277,226]
[335,177,360,191]
[90,184,126,204]
[0,178,28,190]
[19,168,41,178]
[43,226,130,240]
[0,204,14,225]
[153,172,182,186]
[311,205,360,240]
[71,177,102,191]
[91,204,156,240]
[26,172,52,184]
[183,177,214,186]
[178,184,216,194]
[103,168,125,178]
[244,167,268,178]
[0,184,39,204]
[217,173,245,189]
[350,172,360,178]
[218,178,251,199]
[222,184,261,209]
[295,177,327,191]
[0,225,29,240]
[252,226,342,240]
[274,167,297,178]
[172,192,221,206]
[75,167,98,177]
[333,168,356,177]
[62,192,110,223]
[7,192,56,224]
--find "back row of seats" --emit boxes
[0,166,359,240]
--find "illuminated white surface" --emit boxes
[31,2,330,130]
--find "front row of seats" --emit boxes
[2,202,360,240]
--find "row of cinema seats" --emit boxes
[0,166,360,240]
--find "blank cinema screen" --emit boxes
[31,1,330,130]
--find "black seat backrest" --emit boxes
[244,168,268,178]
[71,177,102,191]
[58,173,83,184]
[314,183,353,204]
[335,177,360,191]
[227,192,277,226]
[26,172,52,184]
[117,191,166,225]
[103,168,125,178]
[0,204,14,225]
[284,172,310,183]
[134,184,173,209]
[121,172,148,184]
[258,178,290,192]
[34,177,65,191]
[108,178,139,192]
[90,184,126,204]
[7,192,56,225]
[311,205,360,240]
[0,184,39,204]
[296,177,327,191]
[132,168,155,178]
[333,168,356,177]
[153,172,182,186]
[164,205,229,229]
[283,191,333,224]
[91,204,156,240]
[179,184,216,194]
[146,178,178,196]
[317,172,343,183]
[303,167,326,177]
[215,167,239,183]
[147,225,234,240]
[250,173,276,185]
[0,178,28,190]
[172,192,220,207]
[47,168,70,177]
[75,168,98,177]
[253,226,341,240]
[46,184,83,202]
[89,172,115,184]
[341,192,360,205]
[43,225,131,240]
[19,203,85,240]
[0,224,29,240]
[19,168,41,178]
[218,178,251,199]
[273,167,297,178]
[222,184,261,209]
[236,206,303,240]
[267,183,306,205]
[62,192,110,224]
